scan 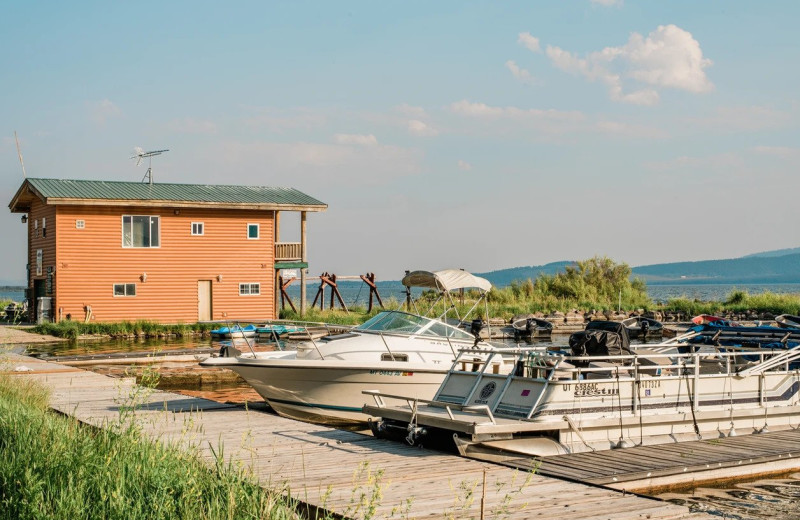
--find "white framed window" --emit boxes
[191,222,204,235]
[113,283,137,297]
[76,219,85,229]
[122,215,160,248]
[36,249,42,276]
[247,223,259,239]
[42,217,46,238]
[239,283,261,296]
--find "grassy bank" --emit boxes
[0,374,297,520]
[31,320,217,340]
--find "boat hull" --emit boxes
[227,360,448,426]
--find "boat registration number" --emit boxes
[567,382,618,397]
[368,370,414,376]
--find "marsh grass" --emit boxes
[31,320,217,340]
[0,375,298,520]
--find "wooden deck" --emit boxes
[506,429,800,493]
[0,352,709,519]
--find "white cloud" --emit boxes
[243,107,328,133]
[457,160,472,171]
[450,100,584,123]
[517,32,541,53]
[166,118,217,134]
[332,133,378,146]
[89,99,121,125]
[687,106,792,132]
[408,119,439,136]
[505,60,536,85]
[543,24,713,105]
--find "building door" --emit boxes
[32,279,46,323]
[198,280,212,321]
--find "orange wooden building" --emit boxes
[8,178,326,323]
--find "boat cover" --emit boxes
[401,269,492,292]
[569,329,633,358]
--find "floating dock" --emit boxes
[0,352,708,519]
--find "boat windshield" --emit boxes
[356,311,475,341]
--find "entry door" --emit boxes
[198,280,212,321]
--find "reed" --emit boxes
[0,374,297,520]
[31,320,217,340]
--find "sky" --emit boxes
[2,1,799,285]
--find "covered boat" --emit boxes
[210,324,257,339]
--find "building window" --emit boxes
[42,218,47,238]
[191,222,204,235]
[247,223,259,239]
[36,250,42,276]
[113,283,137,297]
[122,215,160,248]
[76,220,85,229]
[239,283,260,296]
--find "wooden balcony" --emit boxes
[275,242,302,262]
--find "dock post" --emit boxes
[300,211,307,317]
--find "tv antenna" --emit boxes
[131,147,169,184]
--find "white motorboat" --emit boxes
[200,269,510,426]
[364,328,800,460]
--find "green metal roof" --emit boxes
[20,178,326,208]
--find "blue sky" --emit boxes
[2,1,798,284]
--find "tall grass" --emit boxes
[31,320,217,340]
[0,375,297,519]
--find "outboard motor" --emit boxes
[640,319,650,339]
[525,318,535,335]
[470,318,484,347]
[218,343,242,358]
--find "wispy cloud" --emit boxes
[407,119,439,137]
[89,99,121,125]
[450,100,583,123]
[505,60,537,85]
[751,145,800,159]
[333,133,378,146]
[457,160,472,171]
[591,0,623,7]
[535,24,712,105]
[517,32,541,53]
[687,106,792,132]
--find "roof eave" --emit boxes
[37,197,328,212]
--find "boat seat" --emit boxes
[634,348,672,376]
[585,361,627,380]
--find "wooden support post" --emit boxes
[300,211,307,317]
[312,272,326,310]
[317,272,348,313]
[360,273,384,312]
[405,270,412,311]
[279,275,297,313]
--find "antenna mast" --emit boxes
[131,147,169,184]
[14,131,27,178]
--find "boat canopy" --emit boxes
[401,269,492,293]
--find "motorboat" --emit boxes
[775,314,800,329]
[210,324,257,339]
[364,325,800,460]
[621,316,663,339]
[690,314,739,327]
[200,269,511,426]
[510,314,553,340]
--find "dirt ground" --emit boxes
[0,324,64,345]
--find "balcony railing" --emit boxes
[275,242,302,262]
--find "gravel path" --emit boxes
[0,324,64,345]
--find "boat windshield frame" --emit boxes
[355,310,475,342]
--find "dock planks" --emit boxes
[0,353,708,519]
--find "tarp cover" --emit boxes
[401,269,492,292]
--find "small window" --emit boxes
[122,215,160,248]
[191,222,204,235]
[113,283,137,297]
[247,223,259,239]
[42,218,46,238]
[36,250,42,276]
[76,220,85,229]
[381,353,409,362]
[239,283,261,296]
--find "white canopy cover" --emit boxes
[401,269,492,293]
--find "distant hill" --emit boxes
[742,247,800,259]
[469,248,800,288]
[476,261,575,287]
